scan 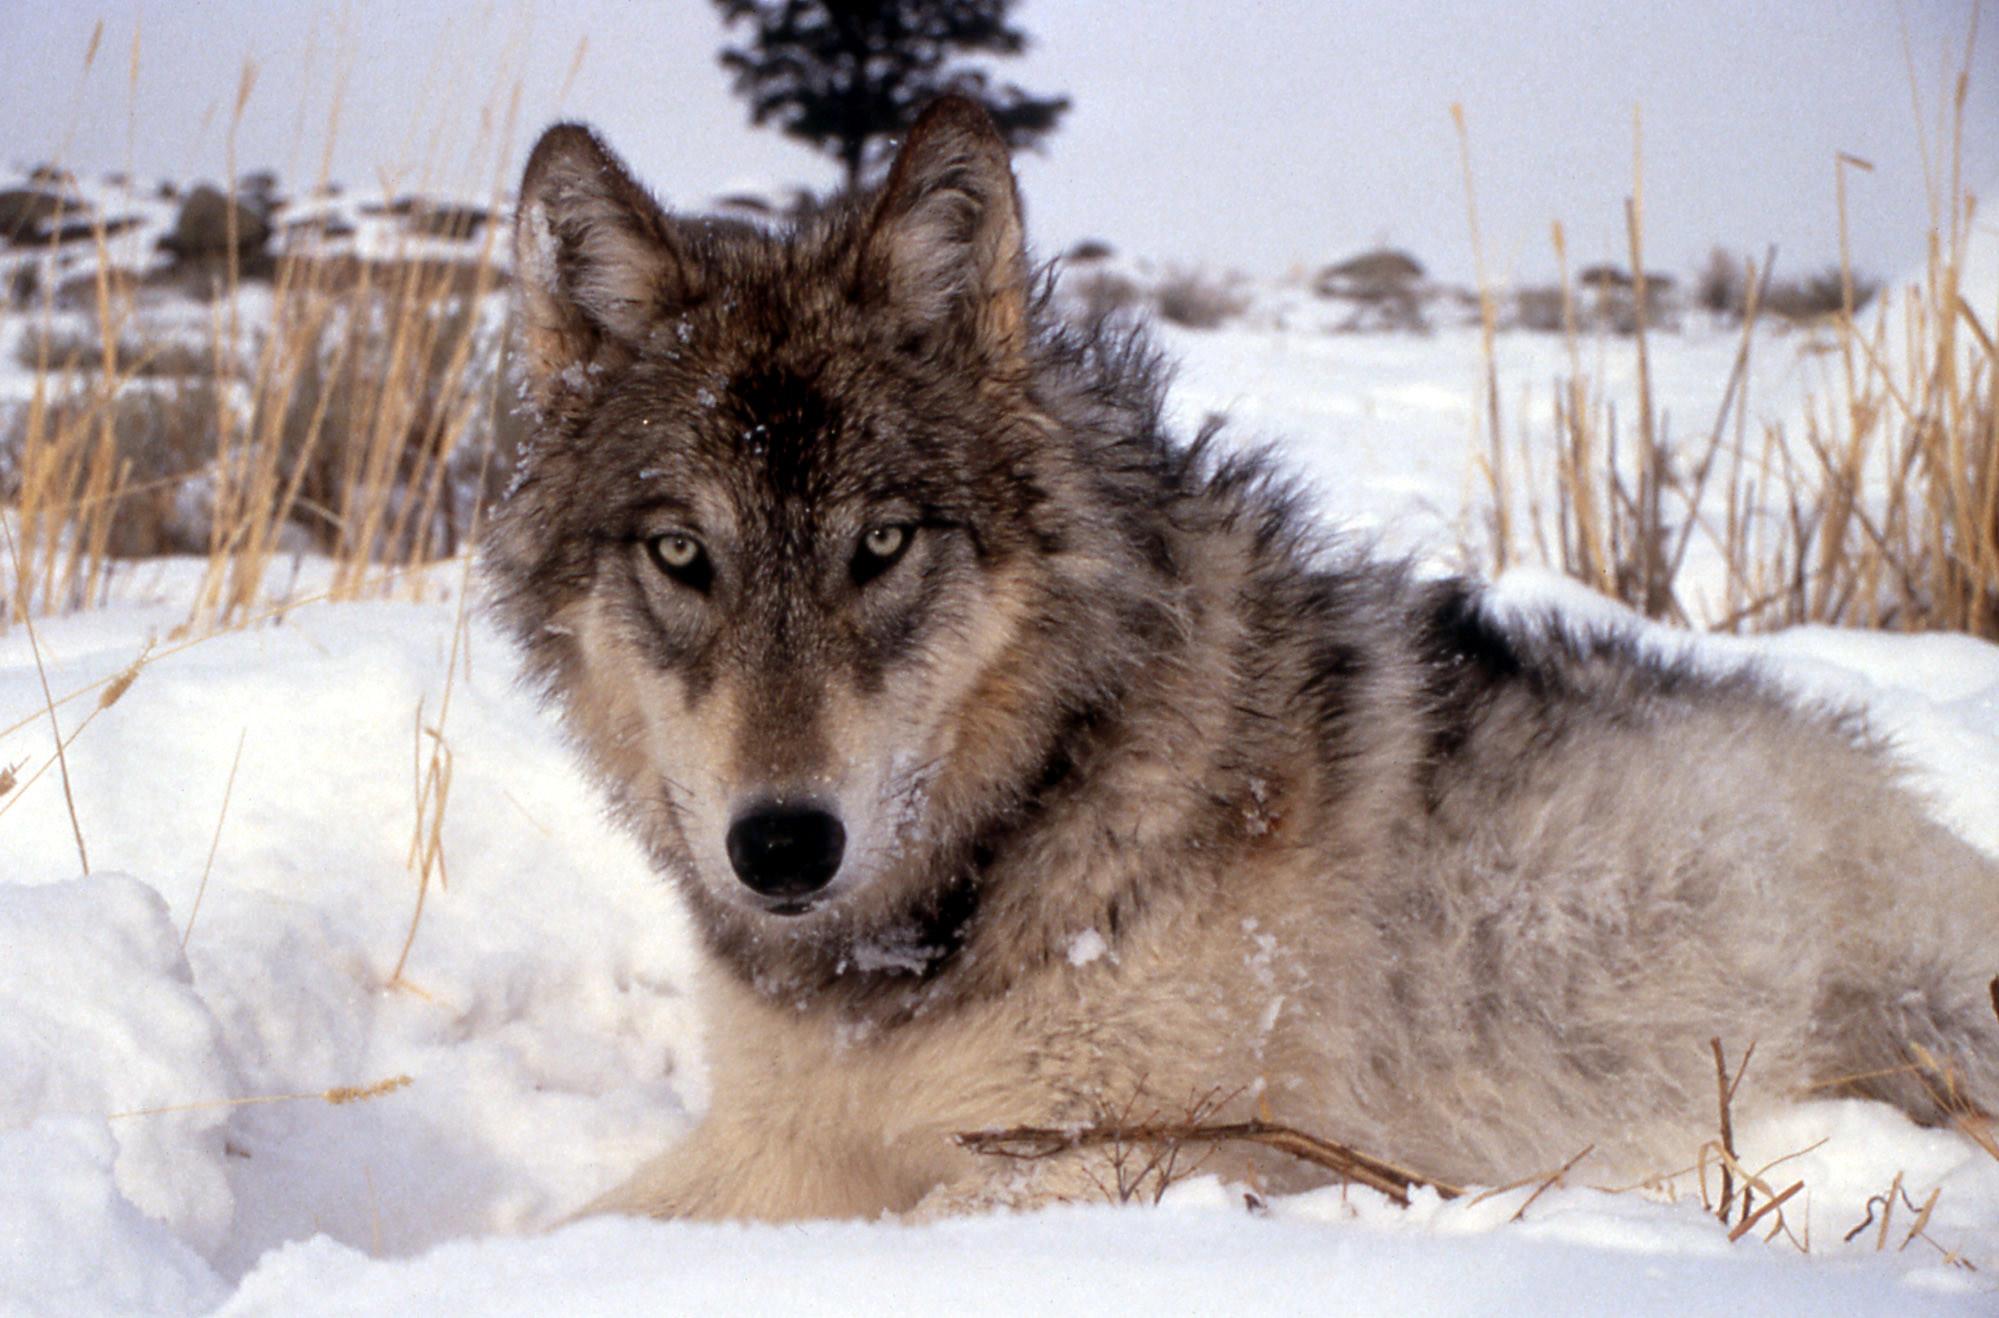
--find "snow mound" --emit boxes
[0,875,239,1255]
[0,1120,227,1318]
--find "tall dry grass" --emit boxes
[2,19,529,633]
[1728,115,1997,638]
[1472,30,1996,641]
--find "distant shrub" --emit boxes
[1695,247,1745,317]
[1559,267,1682,336]
[1502,272,1685,336]
[1066,269,1143,321]
[1511,285,1567,334]
[384,197,496,241]
[1636,273,1681,332]
[1328,288,1429,334]
[1764,265,1879,321]
[6,262,38,308]
[1316,249,1429,332]
[0,187,73,243]
[1313,248,1424,299]
[1153,266,1248,330]
[1577,263,1631,293]
[159,183,275,275]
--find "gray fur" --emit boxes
[486,98,1999,1220]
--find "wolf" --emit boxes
[486,96,1999,1222]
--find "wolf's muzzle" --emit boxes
[726,801,846,906]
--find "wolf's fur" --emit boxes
[488,98,1999,1221]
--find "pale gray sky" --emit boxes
[2,1,1993,285]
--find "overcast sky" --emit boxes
[3,1,1993,286]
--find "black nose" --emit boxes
[725,802,846,902]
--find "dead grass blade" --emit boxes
[181,727,247,951]
[1728,1179,1803,1243]
[107,1073,411,1120]
[1508,1144,1596,1224]
[2,515,90,873]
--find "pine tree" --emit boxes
[714,0,1070,190]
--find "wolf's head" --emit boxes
[488,99,1184,998]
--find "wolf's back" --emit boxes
[1354,583,1999,1170]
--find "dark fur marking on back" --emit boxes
[1417,581,1527,760]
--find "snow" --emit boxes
[4,214,1999,1312]
[207,1194,1981,1317]
[1064,928,1108,967]
[0,875,238,1255]
[0,1120,228,1317]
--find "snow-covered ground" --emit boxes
[4,229,1999,1311]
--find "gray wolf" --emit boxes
[486,97,1999,1221]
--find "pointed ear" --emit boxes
[861,96,1029,366]
[512,123,692,414]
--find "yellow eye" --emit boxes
[655,534,700,568]
[852,523,914,587]
[863,525,906,559]
[645,532,713,592]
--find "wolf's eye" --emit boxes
[852,523,913,587]
[645,533,714,593]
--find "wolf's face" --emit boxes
[546,341,1042,926]
[490,101,1159,985]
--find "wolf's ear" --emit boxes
[861,96,1028,366]
[512,123,691,413]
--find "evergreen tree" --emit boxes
[714,0,1070,190]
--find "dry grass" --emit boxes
[2,376,237,566]
[0,645,141,827]
[2,25,527,635]
[954,1041,1987,1264]
[181,249,511,627]
[955,1056,1985,1268]
[180,726,247,951]
[1578,1038,1983,1265]
[0,513,91,873]
[1471,37,1996,642]
[107,1073,412,1120]
[1722,150,1997,638]
[1466,102,1767,628]
[13,324,216,378]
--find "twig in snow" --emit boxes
[957,1114,1462,1207]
